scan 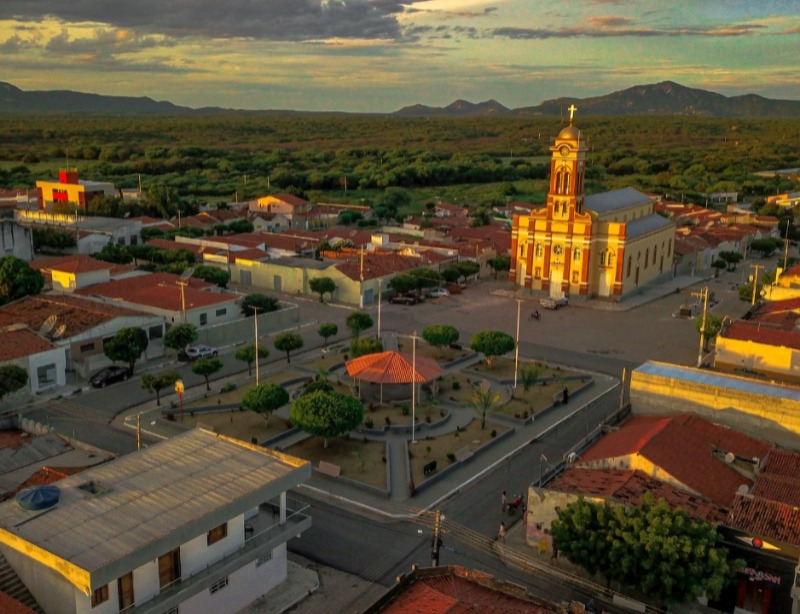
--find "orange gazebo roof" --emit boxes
[345,351,442,384]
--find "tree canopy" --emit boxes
[104,327,149,373]
[696,313,724,351]
[190,356,224,390]
[274,332,304,363]
[0,256,44,305]
[234,344,269,376]
[241,294,280,316]
[140,370,180,406]
[470,330,515,369]
[289,390,364,448]
[192,264,231,288]
[422,324,459,354]
[164,323,198,353]
[242,382,289,425]
[317,322,338,348]
[0,364,28,399]
[345,311,373,338]
[550,495,738,605]
[309,276,337,303]
[349,337,383,358]
[487,255,510,279]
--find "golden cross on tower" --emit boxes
[568,104,577,123]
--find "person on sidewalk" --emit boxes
[501,490,507,513]
[497,521,506,543]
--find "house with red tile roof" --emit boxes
[28,254,137,292]
[764,262,800,301]
[0,325,66,396]
[305,202,371,229]
[433,201,469,218]
[251,193,310,228]
[0,294,164,378]
[250,210,292,233]
[75,272,239,328]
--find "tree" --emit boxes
[0,256,44,305]
[140,370,180,406]
[718,250,742,271]
[104,327,149,374]
[192,264,231,288]
[241,294,280,316]
[710,259,727,277]
[289,390,364,448]
[470,330,515,369]
[696,313,723,351]
[518,362,540,395]
[487,255,511,279]
[190,356,224,391]
[234,344,269,376]
[349,337,383,358]
[164,323,198,353]
[387,274,417,295]
[470,380,500,429]
[407,267,442,293]
[0,364,28,399]
[274,332,304,363]
[242,383,289,426]
[94,242,133,264]
[345,311,373,338]
[750,238,780,258]
[551,495,738,605]
[317,322,338,348]
[422,324,459,355]
[309,276,337,303]
[442,266,461,284]
[454,261,481,284]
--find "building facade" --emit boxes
[36,169,115,211]
[509,112,675,300]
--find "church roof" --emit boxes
[585,187,651,214]
[626,214,673,238]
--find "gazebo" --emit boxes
[345,351,443,404]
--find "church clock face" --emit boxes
[559,146,569,156]
[553,244,564,256]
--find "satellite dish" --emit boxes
[39,314,58,336]
[51,324,67,339]
[725,452,736,464]
[180,267,195,281]
[737,484,750,495]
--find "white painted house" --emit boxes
[0,428,312,614]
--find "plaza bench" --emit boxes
[455,446,473,462]
[423,460,437,476]
[318,461,341,477]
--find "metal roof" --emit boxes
[634,361,800,401]
[0,429,311,592]
[585,187,651,214]
[625,214,673,238]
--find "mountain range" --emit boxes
[1,80,799,118]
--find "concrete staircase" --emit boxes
[0,550,43,612]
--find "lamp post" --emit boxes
[175,379,185,422]
[252,305,260,385]
[412,330,417,444]
[691,287,709,367]
[377,279,382,339]
[514,299,522,389]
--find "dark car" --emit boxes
[389,294,419,305]
[90,366,131,388]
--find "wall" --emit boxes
[28,345,68,393]
[51,268,110,292]
[181,514,245,578]
[630,368,800,451]
[193,304,300,349]
[0,546,80,614]
[715,336,800,382]
[132,558,160,610]
[0,220,33,260]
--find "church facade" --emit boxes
[509,112,676,300]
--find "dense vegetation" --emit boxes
[1,114,798,217]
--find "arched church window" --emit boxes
[555,171,563,195]
[535,243,543,258]
[607,251,614,267]
[563,172,571,193]
[627,256,632,277]
[520,244,525,258]
[668,239,672,256]
[572,272,579,284]
[653,246,658,264]
[573,247,581,262]
[644,248,649,268]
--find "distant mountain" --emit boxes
[397,81,800,119]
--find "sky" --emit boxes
[1,0,799,113]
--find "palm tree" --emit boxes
[470,380,501,430]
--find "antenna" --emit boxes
[39,314,58,336]
[51,324,67,339]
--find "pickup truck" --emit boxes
[540,296,569,310]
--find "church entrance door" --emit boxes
[549,268,563,298]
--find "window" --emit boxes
[256,551,273,568]
[599,251,605,266]
[158,548,181,589]
[37,364,56,386]
[215,308,227,317]
[572,272,579,283]
[535,243,543,258]
[80,342,95,353]
[520,244,525,258]
[534,267,541,279]
[653,246,658,264]
[207,522,228,546]
[91,585,109,607]
[149,325,163,340]
[668,239,672,256]
[627,256,632,277]
[573,247,581,262]
[209,577,229,595]
[199,313,208,326]
[645,248,649,269]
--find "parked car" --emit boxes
[540,296,569,310]
[185,344,219,360]
[426,287,450,298]
[90,366,131,388]
[389,294,419,305]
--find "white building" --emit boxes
[0,428,312,614]
[0,325,67,395]
[0,220,34,261]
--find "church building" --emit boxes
[509,108,675,300]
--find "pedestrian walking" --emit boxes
[501,490,507,513]
[551,544,559,562]
[497,521,506,543]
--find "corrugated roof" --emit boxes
[633,361,800,401]
[585,187,651,214]
[625,214,673,238]
[0,429,310,590]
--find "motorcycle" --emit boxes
[507,494,525,515]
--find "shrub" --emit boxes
[401,403,410,416]
[364,417,374,428]
[491,429,497,438]
[385,416,392,425]
[452,381,461,391]
[446,452,456,463]
[221,382,236,393]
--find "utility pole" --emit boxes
[619,367,626,409]
[252,305,260,385]
[691,287,709,367]
[136,413,141,450]
[783,221,790,272]
[514,299,522,389]
[749,264,764,306]
[431,509,443,567]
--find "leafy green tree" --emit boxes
[487,255,511,279]
[518,362,540,395]
[749,238,780,258]
[422,324,459,355]
[718,251,742,271]
[441,266,461,284]
[454,260,481,283]
[0,256,44,305]
[345,311,373,338]
[317,322,338,348]
[227,219,254,234]
[303,378,334,395]
[710,259,727,277]
[0,364,28,399]
[470,380,500,429]
[104,327,149,374]
[234,344,269,376]
[274,332,304,363]
[470,330,515,369]
[94,242,133,265]
[192,264,231,288]
[289,390,364,448]
[32,227,77,251]
[241,294,280,316]
[551,495,738,605]
[190,356,224,391]
[242,382,289,426]
[349,337,383,358]
[696,313,723,351]
[163,323,198,353]
[407,267,442,293]
[140,370,180,406]
[309,276,337,303]
[388,274,417,295]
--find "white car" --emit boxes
[426,288,450,298]
[185,344,218,360]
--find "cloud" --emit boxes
[44,27,172,55]
[0,0,423,41]
[588,16,633,28]
[491,22,767,40]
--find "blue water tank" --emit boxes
[16,485,61,511]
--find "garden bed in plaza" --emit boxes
[495,379,586,419]
[181,408,292,443]
[284,435,388,490]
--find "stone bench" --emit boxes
[318,461,341,477]
[454,446,473,462]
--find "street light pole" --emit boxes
[412,330,417,444]
[514,299,522,389]
[749,264,764,306]
[252,306,260,385]
[377,280,382,339]
[691,287,709,367]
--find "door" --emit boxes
[240,270,252,285]
[158,548,181,589]
[549,268,563,298]
[118,572,134,610]
[273,275,282,292]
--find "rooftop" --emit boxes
[728,493,800,546]
[585,187,651,214]
[722,320,800,350]
[0,326,59,362]
[29,254,114,275]
[625,214,673,238]
[0,429,311,593]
